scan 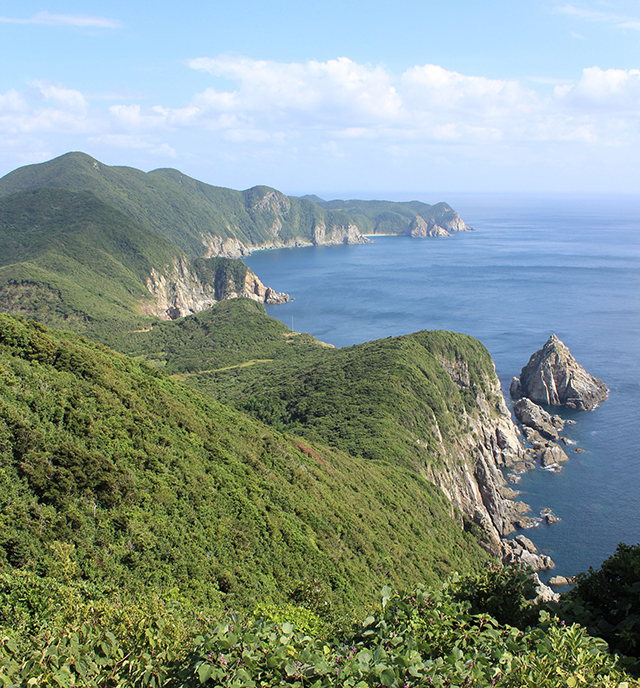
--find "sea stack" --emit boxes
[510,334,608,411]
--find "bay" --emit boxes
[245,193,640,579]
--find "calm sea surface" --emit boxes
[245,194,640,579]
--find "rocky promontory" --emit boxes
[510,334,608,410]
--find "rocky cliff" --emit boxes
[143,257,289,320]
[511,334,608,410]
[409,215,468,237]
[425,363,557,572]
[200,220,371,258]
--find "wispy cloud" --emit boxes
[0,11,122,29]
[554,4,640,31]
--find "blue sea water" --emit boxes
[245,194,640,579]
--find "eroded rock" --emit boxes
[540,444,569,468]
[513,398,559,440]
[512,334,608,410]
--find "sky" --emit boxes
[2,0,640,195]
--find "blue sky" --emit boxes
[2,1,640,194]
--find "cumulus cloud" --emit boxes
[0,11,122,28]
[556,66,640,109]
[187,55,401,128]
[178,56,640,147]
[0,82,94,134]
[3,57,640,188]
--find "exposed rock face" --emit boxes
[201,235,252,259]
[502,537,555,572]
[426,367,528,554]
[513,398,559,440]
[252,188,290,214]
[201,222,371,258]
[409,216,452,238]
[512,334,608,410]
[312,221,372,246]
[540,443,569,467]
[531,573,560,603]
[143,258,289,320]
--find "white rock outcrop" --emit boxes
[512,334,608,410]
[143,258,288,320]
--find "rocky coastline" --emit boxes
[439,333,609,593]
[143,257,289,320]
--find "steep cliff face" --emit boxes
[200,220,371,258]
[410,216,455,237]
[312,221,372,246]
[426,365,558,571]
[427,372,526,553]
[143,258,289,320]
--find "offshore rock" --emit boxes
[513,398,559,440]
[540,443,570,468]
[513,334,608,410]
[502,538,555,572]
[532,573,560,603]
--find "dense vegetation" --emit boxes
[0,313,491,616]
[0,153,639,686]
[0,188,255,335]
[0,153,352,255]
[309,197,467,235]
[0,153,465,256]
[125,299,500,474]
[1,564,638,687]
[555,543,640,673]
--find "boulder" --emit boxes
[513,398,559,440]
[512,334,608,410]
[532,573,560,603]
[541,443,570,467]
[515,534,538,553]
[548,575,571,586]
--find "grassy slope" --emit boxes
[118,299,501,476]
[315,198,467,234]
[0,313,490,615]
[0,153,355,255]
[0,187,180,329]
[0,187,256,339]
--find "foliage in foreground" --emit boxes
[0,566,638,688]
[555,543,640,673]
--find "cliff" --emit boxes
[143,257,288,320]
[0,153,470,259]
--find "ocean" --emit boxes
[245,193,640,580]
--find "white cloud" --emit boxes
[188,55,402,126]
[0,11,122,29]
[3,58,640,190]
[556,66,640,109]
[0,82,94,134]
[554,4,640,31]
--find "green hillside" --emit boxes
[315,198,471,235]
[0,187,258,337]
[126,299,497,475]
[0,153,471,255]
[0,313,490,616]
[0,153,358,255]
